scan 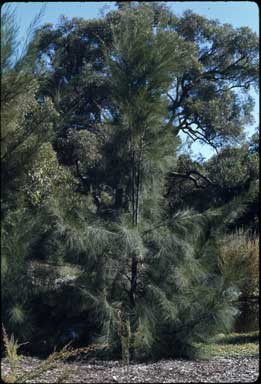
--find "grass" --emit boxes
[195,331,259,359]
[1,325,109,383]
[2,326,259,383]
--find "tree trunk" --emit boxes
[129,254,138,361]
[115,187,123,208]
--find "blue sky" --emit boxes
[2,1,259,159]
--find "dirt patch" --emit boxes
[1,355,259,383]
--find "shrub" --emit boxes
[218,231,259,332]
[218,230,259,299]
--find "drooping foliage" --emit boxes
[1,2,259,360]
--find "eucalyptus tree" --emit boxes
[34,15,113,194]
[165,9,258,148]
[33,2,258,197]
[166,130,259,232]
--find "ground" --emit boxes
[1,356,259,383]
[1,332,259,383]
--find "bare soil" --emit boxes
[1,355,259,383]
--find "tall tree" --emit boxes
[86,4,244,359]
[1,5,59,340]
[103,4,185,357]
[2,2,258,359]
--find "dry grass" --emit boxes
[218,231,259,298]
[196,331,259,359]
[1,325,108,383]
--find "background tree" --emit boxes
[33,2,258,201]
[166,129,259,232]
[34,16,113,198]
[168,9,258,148]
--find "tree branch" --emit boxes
[170,170,216,188]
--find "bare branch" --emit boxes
[170,170,216,188]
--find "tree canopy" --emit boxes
[1,2,259,360]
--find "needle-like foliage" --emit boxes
[1,3,258,361]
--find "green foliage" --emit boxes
[1,3,259,362]
[1,7,59,216]
[1,208,42,339]
[171,10,258,147]
[25,143,77,206]
[206,145,259,192]
[167,136,259,234]
[1,5,19,73]
[1,6,60,341]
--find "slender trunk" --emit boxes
[129,130,137,305]
[115,186,123,208]
[129,253,138,360]
[129,129,139,360]
[135,154,141,226]
[130,255,137,307]
[129,133,144,361]
[131,149,136,226]
[135,136,143,226]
